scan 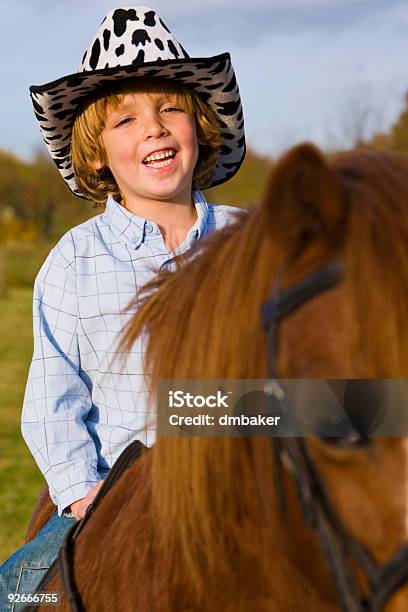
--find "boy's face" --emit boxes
[96,91,199,207]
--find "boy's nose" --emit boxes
[143,113,168,139]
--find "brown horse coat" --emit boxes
[25,485,55,544]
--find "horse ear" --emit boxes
[265,143,346,249]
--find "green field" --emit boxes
[0,288,44,562]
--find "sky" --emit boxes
[1,0,408,160]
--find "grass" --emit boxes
[0,288,44,561]
[4,241,53,288]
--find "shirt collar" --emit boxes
[190,190,209,242]
[103,196,146,248]
[102,192,209,249]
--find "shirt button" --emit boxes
[145,222,153,233]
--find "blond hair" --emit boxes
[71,77,222,205]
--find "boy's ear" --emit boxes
[264,143,347,248]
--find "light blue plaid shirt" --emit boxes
[21,192,240,515]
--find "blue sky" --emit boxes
[1,0,407,160]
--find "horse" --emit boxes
[31,143,408,612]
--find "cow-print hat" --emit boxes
[29,5,246,200]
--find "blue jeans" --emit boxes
[0,513,76,612]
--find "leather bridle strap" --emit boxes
[262,260,345,328]
[273,436,375,612]
[261,260,344,379]
[370,546,408,610]
[274,435,408,611]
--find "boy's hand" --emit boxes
[70,480,104,520]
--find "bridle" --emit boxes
[261,260,408,611]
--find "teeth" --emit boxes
[143,149,175,163]
[145,157,174,169]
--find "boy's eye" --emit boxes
[115,117,133,127]
[162,106,183,113]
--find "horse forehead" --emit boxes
[279,285,355,378]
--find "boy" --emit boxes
[0,5,245,609]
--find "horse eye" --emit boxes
[319,431,370,449]
[291,380,387,448]
[305,408,370,448]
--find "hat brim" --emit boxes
[30,52,245,199]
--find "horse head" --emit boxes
[259,144,408,611]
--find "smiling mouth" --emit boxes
[142,149,176,168]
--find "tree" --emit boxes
[205,147,272,208]
[390,92,408,153]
